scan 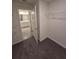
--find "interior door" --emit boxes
[30,7,38,43]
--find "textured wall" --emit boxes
[12,2,23,45]
[48,0,66,48]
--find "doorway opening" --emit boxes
[19,9,32,40]
[18,9,38,42]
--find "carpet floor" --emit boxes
[12,37,66,59]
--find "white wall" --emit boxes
[39,0,49,41]
[48,0,66,48]
[12,0,34,45]
[39,0,66,48]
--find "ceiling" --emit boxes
[13,0,36,5]
[43,0,53,2]
[13,0,54,3]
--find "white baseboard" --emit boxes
[48,36,66,48]
[39,35,66,48]
[12,39,23,45]
[40,36,47,42]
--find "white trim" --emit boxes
[12,39,23,45]
[40,36,47,42]
[48,36,66,48]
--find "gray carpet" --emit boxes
[12,37,66,59]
